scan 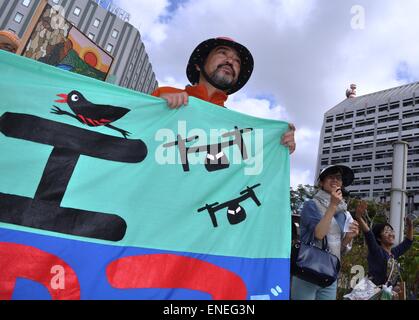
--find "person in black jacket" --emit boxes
[355,202,414,298]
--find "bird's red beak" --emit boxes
[55,93,68,103]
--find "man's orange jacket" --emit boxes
[152,84,228,107]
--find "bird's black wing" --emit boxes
[73,105,130,122]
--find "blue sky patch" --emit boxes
[255,94,278,110]
[396,61,417,83]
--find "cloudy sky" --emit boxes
[115,0,419,187]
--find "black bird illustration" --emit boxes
[52,90,131,138]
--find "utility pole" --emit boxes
[389,141,409,245]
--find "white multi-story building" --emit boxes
[0,0,158,93]
[316,82,419,213]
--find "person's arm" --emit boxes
[354,201,370,233]
[392,217,414,258]
[357,215,370,233]
[299,200,321,244]
[406,216,414,241]
[353,201,382,256]
[152,87,189,109]
[314,188,342,240]
[363,229,383,257]
[281,123,296,154]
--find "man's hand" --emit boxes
[281,123,296,154]
[160,92,189,109]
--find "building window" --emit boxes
[73,7,81,16]
[403,111,419,119]
[334,136,351,142]
[93,18,101,28]
[378,115,398,123]
[106,44,113,53]
[357,120,374,127]
[22,0,31,7]
[14,12,24,24]
[88,33,95,40]
[111,29,119,39]
[335,124,352,132]
[403,99,413,107]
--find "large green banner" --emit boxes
[0,50,291,300]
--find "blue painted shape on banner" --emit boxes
[0,228,290,300]
[12,279,52,300]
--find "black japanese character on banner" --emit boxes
[163,127,253,172]
[0,107,147,241]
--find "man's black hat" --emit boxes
[186,37,254,95]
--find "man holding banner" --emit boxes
[152,37,296,154]
[0,34,292,300]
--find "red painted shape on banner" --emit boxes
[0,242,80,300]
[106,254,247,300]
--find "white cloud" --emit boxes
[290,169,312,189]
[157,75,185,89]
[291,127,320,186]
[273,0,317,29]
[226,94,290,121]
[116,0,169,44]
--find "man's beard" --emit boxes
[207,65,237,89]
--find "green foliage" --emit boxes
[398,231,419,299]
[290,184,316,214]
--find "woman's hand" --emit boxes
[405,216,413,230]
[405,216,414,241]
[346,220,360,239]
[355,201,368,220]
[330,188,343,208]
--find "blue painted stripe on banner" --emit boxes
[0,227,290,300]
